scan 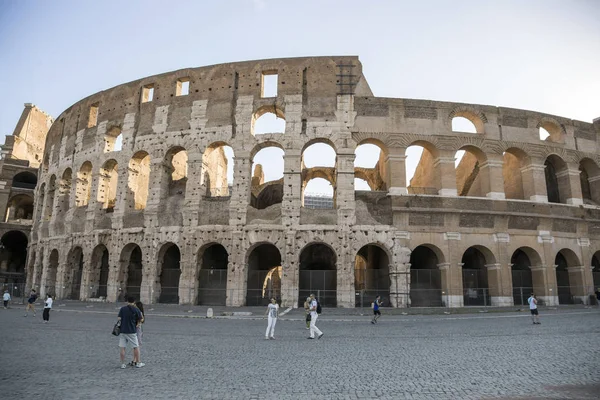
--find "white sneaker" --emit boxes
[121,364,127,369]
[135,362,145,368]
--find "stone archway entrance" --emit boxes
[354,244,390,307]
[123,245,142,302]
[246,243,281,306]
[158,243,181,304]
[299,243,337,307]
[90,245,109,298]
[197,243,228,305]
[45,249,59,297]
[511,249,533,306]
[66,247,84,300]
[462,247,490,306]
[0,230,28,292]
[555,251,573,304]
[409,246,443,307]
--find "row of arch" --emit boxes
[33,241,600,307]
[37,137,600,219]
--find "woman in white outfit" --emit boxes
[265,298,279,340]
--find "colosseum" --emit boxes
[25,56,600,308]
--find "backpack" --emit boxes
[316,300,322,314]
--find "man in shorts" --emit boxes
[371,295,382,324]
[527,293,540,324]
[117,296,144,368]
[24,289,38,316]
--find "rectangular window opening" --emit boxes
[88,103,99,128]
[176,79,190,96]
[142,85,155,103]
[261,72,278,98]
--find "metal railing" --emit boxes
[463,288,491,306]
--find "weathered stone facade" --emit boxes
[28,56,600,307]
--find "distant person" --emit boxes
[595,288,600,307]
[128,301,145,366]
[528,293,540,325]
[304,296,311,329]
[117,296,144,369]
[308,293,323,340]
[3,290,11,309]
[371,295,382,324]
[264,298,279,340]
[24,289,38,317]
[43,294,53,323]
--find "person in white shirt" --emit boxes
[264,298,279,340]
[43,294,53,323]
[527,293,540,325]
[308,293,323,339]
[3,290,11,309]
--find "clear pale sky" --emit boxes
[1,0,598,194]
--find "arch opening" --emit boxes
[301,142,337,208]
[5,194,34,222]
[0,230,28,285]
[354,244,389,307]
[406,144,438,195]
[461,247,490,306]
[246,243,281,306]
[128,152,151,210]
[12,171,37,189]
[299,243,337,307]
[158,243,181,304]
[579,158,600,205]
[58,168,72,215]
[452,117,478,133]
[544,155,567,204]
[455,146,486,197]
[66,247,84,300]
[98,160,118,211]
[45,249,59,297]
[201,144,234,198]
[90,245,109,298]
[555,250,580,304]
[409,245,443,307]
[166,148,188,198]
[252,107,285,135]
[76,162,93,207]
[503,148,529,200]
[251,146,284,209]
[197,244,228,306]
[104,126,122,152]
[354,143,387,191]
[123,245,143,302]
[511,249,533,306]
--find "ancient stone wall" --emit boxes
[28,56,600,308]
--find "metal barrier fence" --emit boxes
[463,288,491,306]
[1,282,27,304]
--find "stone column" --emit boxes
[144,158,169,228]
[282,149,301,229]
[183,153,203,227]
[85,171,101,231]
[439,262,463,307]
[107,246,127,303]
[229,152,251,227]
[281,232,298,308]
[140,244,160,304]
[479,156,506,200]
[336,149,356,226]
[434,152,458,196]
[54,250,70,300]
[557,166,583,205]
[178,247,197,304]
[226,231,246,306]
[486,263,512,306]
[336,235,354,308]
[520,162,548,202]
[386,150,408,196]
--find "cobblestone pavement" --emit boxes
[1,306,599,399]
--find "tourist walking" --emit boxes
[528,293,540,324]
[265,298,279,340]
[24,289,38,316]
[128,301,145,366]
[117,296,144,369]
[42,294,53,323]
[371,295,382,324]
[3,290,10,309]
[308,293,323,339]
[304,296,311,329]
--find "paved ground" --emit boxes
[1,304,599,399]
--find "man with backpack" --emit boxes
[308,293,323,340]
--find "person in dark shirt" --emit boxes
[117,296,144,369]
[24,289,38,317]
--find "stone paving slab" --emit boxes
[0,306,599,399]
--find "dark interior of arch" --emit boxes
[159,245,181,304]
[409,246,442,307]
[126,246,143,302]
[9,195,34,220]
[461,247,489,306]
[299,243,337,307]
[96,248,109,298]
[12,171,37,188]
[354,245,389,306]
[555,252,572,304]
[47,250,59,297]
[510,249,533,306]
[251,183,283,209]
[593,255,600,289]
[69,248,84,300]
[198,244,228,306]
[544,160,560,203]
[0,230,28,284]
[579,167,594,204]
[247,244,281,306]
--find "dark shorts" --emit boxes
[373,310,381,316]
[530,309,538,315]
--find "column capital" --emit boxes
[485,263,502,270]
[520,164,546,174]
